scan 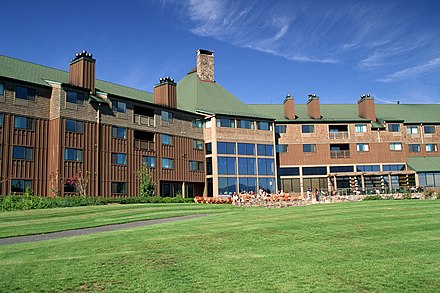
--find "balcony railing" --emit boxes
[329,131,349,139]
[134,114,155,127]
[134,139,155,151]
[330,150,350,158]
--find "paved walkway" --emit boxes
[0,214,209,246]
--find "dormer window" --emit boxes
[112,100,126,113]
[66,91,84,105]
[16,86,36,101]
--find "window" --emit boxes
[355,124,367,133]
[218,157,236,175]
[218,177,237,195]
[112,126,127,139]
[0,113,3,127]
[426,144,437,152]
[11,179,32,193]
[424,125,436,134]
[12,146,33,160]
[330,166,354,173]
[16,86,36,101]
[192,139,204,150]
[258,158,274,175]
[142,156,155,168]
[206,143,212,155]
[162,158,174,169]
[216,118,235,128]
[111,182,127,194]
[276,144,288,153]
[390,143,402,151]
[192,118,203,128]
[383,164,405,171]
[409,144,421,152]
[66,119,83,133]
[238,119,254,129]
[205,118,212,128]
[64,181,76,193]
[238,143,255,155]
[238,177,257,193]
[14,116,34,130]
[257,121,271,131]
[302,125,315,133]
[356,165,380,172]
[161,111,173,122]
[112,100,126,113]
[388,123,400,132]
[189,161,204,171]
[218,142,236,154]
[275,125,287,133]
[206,158,212,175]
[257,144,273,156]
[64,148,83,161]
[66,90,84,105]
[303,144,316,153]
[238,158,256,175]
[356,143,369,152]
[418,172,440,187]
[278,167,300,176]
[0,83,4,96]
[259,177,275,193]
[112,153,127,165]
[162,134,173,145]
[406,126,418,134]
[302,167,327,176]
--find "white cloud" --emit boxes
[378,57,440,82]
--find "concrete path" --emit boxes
[0,214,208,246]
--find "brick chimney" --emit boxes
[69,50,96,94]
[307,94,321,119]
[358,94,376,122]
[283,95,295,120]
[154,77,177,108]
[196,49,214,82]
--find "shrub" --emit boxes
[363,195,383,201]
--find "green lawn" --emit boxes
[1,201,440,292]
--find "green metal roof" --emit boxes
[407,156,440,172]
[177,72,271,119]
[0,55,154,104]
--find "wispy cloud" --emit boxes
[377,57,440,82]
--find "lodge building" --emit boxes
[0,49,439,197]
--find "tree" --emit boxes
[136,166,155,197]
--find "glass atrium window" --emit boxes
[238,158,256,175]
[257,144,273,156]
[218,157,236,175]
[217,142,236,154]
[238,143,255,155]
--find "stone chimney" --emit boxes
[283,95,295,120]
[196,49,214,82]
[358,94,376,122]
[69,50,96,94]
[154,77,177,108]
[307,94,321,119]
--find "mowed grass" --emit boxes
[1,201,440,292]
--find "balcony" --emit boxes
[329,131,349,139]
[134,139,154,151]
[134,114,155,127]
[330,150,350,159]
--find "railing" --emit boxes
[133,114,155,127]
[134,139,154,151]
[329,131,349,139]
[330,150,350,158]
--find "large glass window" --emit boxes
[329,166,354,173]
[418,172,440,187]
[12,146,33,160]
[205,143,212,155]
[258,158,274,175]
[11,179,32,193]
[278,167,300,176]
[356,143,369,152]
[424,125,436,134]
[406,126,418,134]
[258,177,275,193]
[112,126,127,139]
[390,143,402,151]
[238,177,257,193]
[303,144,316,153]
[280,178,301,193]
[382,164,405,171]
[142,156,155,168]
[162,158,174,169]
[206,158,212,175]
[257,144,273,156]
[64,148,83,161]
[189,161,204,171]
[356,165,380,172]
[216,118,235,128]
[112,100,126,113]
[218,157,236,175]
[426,144,438,152]
[302,167,327,176]
[238,119,254,129]
[217,142,235,154]
[161,111,173,122]
[409,144,421,152]
[302,125,315,133]
[238,158,256,175]
[218,177,236,195]
[14,116,34,130]
[388,123,400,132]
[192,139,204,150]
[257,121,271,131]
[355,124,367,133]
[16,86,36,101]
[111,182,127,194]
[162,134,173,145]
[112,153,127,165]
[238,143,255,155]
[67,90,84,104]
[66,119,83,133]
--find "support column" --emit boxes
[182,182,186,198]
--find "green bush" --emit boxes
[363,195,383,201]
[0,195,194,212]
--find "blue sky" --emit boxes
[1,0,439,104]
